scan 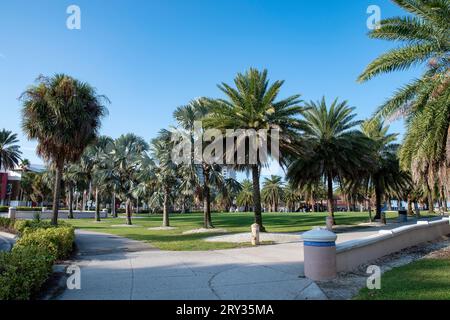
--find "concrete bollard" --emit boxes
[42,207,47,212]
[251,223,260,246]
[8,207,16,220]
[302,228,338,281]
[102,208,108,218]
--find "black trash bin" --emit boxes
[398,209,408,223]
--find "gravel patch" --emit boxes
[205,232,300,243]
[316,236,450,300]
[183,228,228,235]
[147,226,178,231]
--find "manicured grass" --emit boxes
[64,211,398,251]
[355,258,450,300]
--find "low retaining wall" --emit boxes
[0,210,108,220]
[336,218,450,272]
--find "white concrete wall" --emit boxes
[336,218,450,272]
[1,210,108,220]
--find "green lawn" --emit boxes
[355,257,450,300]
[64,211,398,251]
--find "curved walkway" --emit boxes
[54,219,432,300]
[0,232,16,252]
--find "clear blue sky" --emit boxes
[0,0,421,166]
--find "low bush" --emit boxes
[0,206,8,212]
[0,245,54,300]
[0,222,75,300]
[14,226,75,260]
[0,217,13,230]
[16,207,43,212]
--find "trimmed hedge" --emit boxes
[0,222,75,300]
[0,245,54,300]
[0,206,8,212]
[15,226,75,260]
[0,206,44,212]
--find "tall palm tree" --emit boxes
[21,74,108,225]
[173,99,223,228]
[236,180,254,212]
[358,0,450,201]
[0,129,22,171]
[204,68,306,231]
[261,175,284,212]
[150,130,178,227]
[287,97,372,226]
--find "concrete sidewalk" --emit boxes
[55,218,439,300]
[0,231,16,252]
[53,224,390,300]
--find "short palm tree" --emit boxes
[261,175,284,212]
[283,183,301,212]
[287,97,372,226]
[236,180,254,212]
[0,129,22,171]
[360,119,412,223]
[205,68,306,231]
[21,74,108,225]
[106,134,149,225]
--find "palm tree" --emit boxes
[283,183,301,212]
[287,97,372,227]
[359,0,450,204]
[360,119,412,223]
[204,68,306,231]
[0,129,22,171]
[81,136,114,221]
[106,134,149,225]
[215,177,242,212]
[261,175,284,212]
[21,74,108,225]
[150,130,178,227]
[236,180,254,212]
[358,0,449,117]
[173,99,223,228]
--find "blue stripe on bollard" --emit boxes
[304,241,335,247]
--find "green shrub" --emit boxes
[0,206,8,212]
[14,225,75,260]
[0,217,12,229]
[15,207,43,212]
[13,220,54,234]
[0,245,54,300]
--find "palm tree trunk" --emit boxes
[374,178,384,223]
[203,166,213,229]
[95,188,101,221]
[251,165,265,232]
[68,186,74,219]
[51,160,64,226]
[326,174,335,225]
[426,182,434,214]
[440,186,447,214]
[162,188,170,227]
[407,195,413,216]
[126,198,132,225]
[111,193,117,217]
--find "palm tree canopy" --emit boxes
[204,68,307,168]
[287,97,373,186]
[0,129,22,171]
[20,74,108,165]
